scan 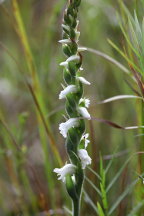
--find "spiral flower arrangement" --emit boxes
[54,0,91,215]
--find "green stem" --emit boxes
[139,101,144,171]
[73,198,80,216]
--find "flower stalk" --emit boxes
[54,0,91,215]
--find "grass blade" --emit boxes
[86,47,130,74]
[85,176,102,197]
[83,190,98,214]
[97,95,143,104]
[108,179,138,215]
[127,200,144,216]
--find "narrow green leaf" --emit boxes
[127,200,144,216]
[97,202,105,216]
[86,47,130,74]
[85,176,102,197]
[88,167,101,180]
[83,190,98,214]
[108,39,143,75]
[106,158,130,193]
[108,179,138,215]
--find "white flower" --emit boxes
[59,118,79,138]
[78,149,92,169]
[59,85,77,99]
[54,164,76,182]
[77,77,91,85]
[66,55,80,63]
[58,39,71,44]
[81,133,90,148]
[78,107,91,120]
[60,55,80,67]
[78,47,87,52]
[79,98,90,108]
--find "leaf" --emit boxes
[119,19,139,57]
[106,157,132,193]
[83,190,98,214]
[128,16,140,52]
[63,206,72,215]
[108,179,138,215]
[85,47,130,74]
[134,10,142,42]
[127,200,144,216]
[108,39,143,75]
[97,202,105,216]
[91,117,144,130]
[85,176,102,197]
[99,156,108,211]
[88,167,101,180]
[105,152,116,174]
[97,95,143,104]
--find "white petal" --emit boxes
[80,67,84,71]
[76,20,79,27]
[76,31,80,41]
[78,47,87,52]
[78,149,92,169]
[78,107,91,120]
[60,61,68,67]
[59,85,77,99]
[62,24,70,31]
[58,39,71,44]
[59,118,79,138]
[77,77,91,85]
[66,55,80,63]
[54,164,76,182]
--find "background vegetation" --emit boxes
[0,0,144,215]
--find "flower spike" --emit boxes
[54,0,92,214]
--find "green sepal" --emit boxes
[66,136,76,157]
[68,127,81,148]
[66,174,78,200]
[66,94,77,109]
[69,42,78,55]
[75,81,83,100]
[76,61,82,70]
[78,139,85,149]
[75,158,84,186]
[74,0,81,7]
[77,119,85,137]
[63,45,71,57]
[79,101,85,107]
[62,32,69,39]
[66,128,81,164]
[63,68,72,84]
[67,5,74,17]
[65,101,77,117]
[62,26,69,35]
[64,14,71,26]
[68,62,77,76]
[70,151,84,196]
[69,28,76,39]
[72,19,77,28]
[73,9,78,19]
